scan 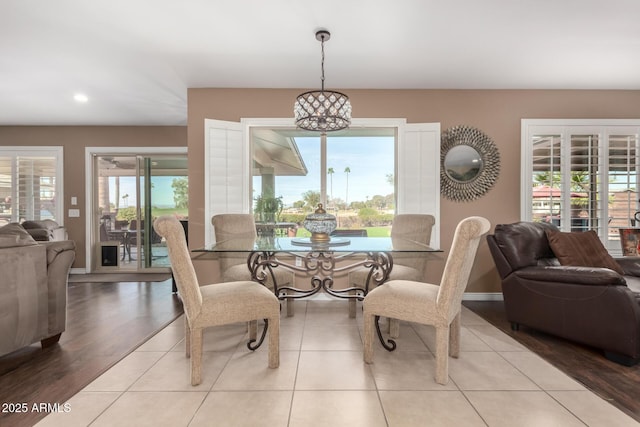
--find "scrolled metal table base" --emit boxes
[374,315,397,351]
[247,319,269,351]
[246,249,394,349]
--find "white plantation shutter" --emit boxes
[204,119,249,246]
[608,133,640,232]
[567,132,603,233]
[528,130,564,225]
[398,122,441,248]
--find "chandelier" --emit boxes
[294,30,351,133]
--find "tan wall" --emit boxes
[187,88,640,293]
[4,90,640,289]
[0,126,187,269]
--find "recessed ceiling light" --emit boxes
[74,93,89,103]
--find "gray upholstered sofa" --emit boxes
[0,223,75,357]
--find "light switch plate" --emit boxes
[71,196,77,205]
[68,209,80,217]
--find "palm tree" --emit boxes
[344,166,351,207]
[534,171,560,187]
[328,167,335,205]
[301,190,321,211]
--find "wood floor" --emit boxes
[463,300,640,423]
[0,279,183,427]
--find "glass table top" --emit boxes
[194,236,440,253]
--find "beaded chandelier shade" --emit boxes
[294,30,351,133]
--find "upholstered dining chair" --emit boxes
[348,214,436,324]
[154,215,280,386]
[363,216,490,385]
[212,213,296,316]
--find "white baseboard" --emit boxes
[70,268,88,275]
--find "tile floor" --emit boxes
[36,299,638,427]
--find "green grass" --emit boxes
[150,207,188,218]
[364,226,391,237]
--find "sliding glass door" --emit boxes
[92,153,187,272]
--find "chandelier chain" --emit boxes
[320,34,326,92]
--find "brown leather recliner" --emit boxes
[487,221,640,365]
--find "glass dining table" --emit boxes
[193,236,441,350]
[193,236,441,302]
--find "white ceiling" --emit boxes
[2,0,639,126]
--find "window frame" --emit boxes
[249,127,397,213]
[204,118,441,248]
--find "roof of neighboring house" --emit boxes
[532,185,586,198]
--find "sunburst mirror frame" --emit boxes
[440,125,500,202]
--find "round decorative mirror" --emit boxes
[444,145,483,182]
[440,125,500,202]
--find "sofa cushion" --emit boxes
[0,223,38,248]
[21,219,59,230]
[493,221,558,270]
[21,220,60,241]
[546,229,624,275]
[24,228,51,241]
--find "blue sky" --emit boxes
[110,136,395,209]
[110,176,179,208]
[266,136,395,206]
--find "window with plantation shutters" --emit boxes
[522,120,640,254]
[0,147,63,225]
[204,118,440,248]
